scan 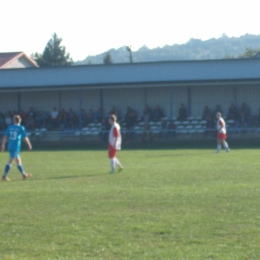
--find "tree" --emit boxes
[103,52,113,64]
[126,46,133,63]
[32,33,73,67]
[239,47,260,58]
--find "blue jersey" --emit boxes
[4,124,27,152]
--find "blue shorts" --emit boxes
[9,151,20,159]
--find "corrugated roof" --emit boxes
[0,59,260,89]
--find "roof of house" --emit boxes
[0,58,260,90]
[0,52,38,69]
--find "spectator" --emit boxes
[80,109,87,126]
[177,104,188,121]
[166,120,176,139]
[161,119,168,138]
[86,109,94,124]
[100,117,110,145]
[110,106,121,121]
[26,115,35,130]
[57,109,68,128]
[124,106,137,143]
[93,108,102,122]
[205,116,215,137]
[214,105,223,117]
[5,112,12,127]
[19,110,27,126]
[202,106,212,120]
[27,107,36,120]
[50,107,59,127]
[36,110,47,128]
[143,105,152,120]
[0,111,5,130]
[68,109,78,128]
[142,108,152,142]
[153,105,163,122]
[237,112,248,128]
[227,103,237,120]
[240,103,250,120]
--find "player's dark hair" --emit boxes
[109,115,117,122]
[13,115,21,124]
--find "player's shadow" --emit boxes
[26,174,98,181]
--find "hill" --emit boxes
[76,34,260,65]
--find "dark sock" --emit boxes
[3,164,11,177]
[17,165,25,176]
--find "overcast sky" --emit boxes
[1,0,259,61]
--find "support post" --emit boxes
[170,86,173,120]
[100,89,104,114]
[78,89,82,130]
[17,92,21,112]
[187,86,192,116]
[58,91,62,110]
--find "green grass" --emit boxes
[1,148,260,259]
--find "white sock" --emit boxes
[114,157,122,168]
[217,145,221,152]
[110,158,115,172]
[223,141,229,150]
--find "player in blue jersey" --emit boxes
[1,115,32,181]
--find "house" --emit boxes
[0,52,38,69]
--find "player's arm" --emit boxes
[218,120,224,131]
[23,137,32,150]
[1,135,8,152]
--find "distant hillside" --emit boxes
[76,34,260,65]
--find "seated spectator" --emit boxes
[153,105,163,122]
[110,106,121,121]
[57,109,68,128]
[205,116,215,137]
[214,105,223,117]
[237,112,248,128]
[27,107,36,120]
[143,105,152,120]
[26,115,35,130]
[0,111,5,130]
[93,108,102,122]
[5,112,12,127]
[80,109,87,126]
[240,103,250,120]
[19,110,27,126]
[177,104,188,121]
[86,109,94,124]
[124,106,137,143]
[142,108,153,142]
[100,117,110,145]
[166,120,176,139]
[50,107,59,127]
[227,103,237,120]
[68,109,78,128]
[202,106,212,120]
[36,110,47,128]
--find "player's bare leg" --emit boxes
[222,140,230,152]
[216,139,222,153]
[114,157,123,173]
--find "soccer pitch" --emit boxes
[1,148,260,260]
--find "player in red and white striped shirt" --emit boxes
[216,112,230,153]
[108,115,123,173]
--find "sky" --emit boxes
[1,0,260,61]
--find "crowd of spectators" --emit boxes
[203,103,251,136]
[0,103,254,138]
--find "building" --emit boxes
[0,52,38,69]
[0,58,260,118]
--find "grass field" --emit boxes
[1,147,260,260]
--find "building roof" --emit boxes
[0,58,260,91]
[0,52,38,69]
